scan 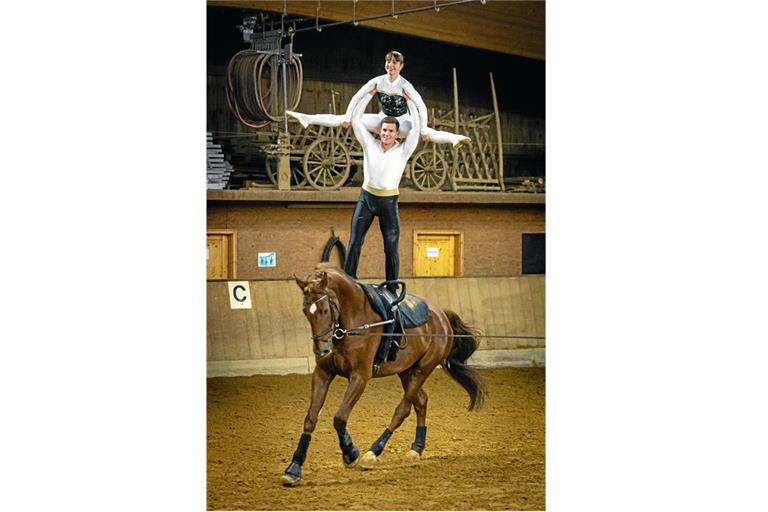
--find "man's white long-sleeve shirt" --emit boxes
[352,94,421,196]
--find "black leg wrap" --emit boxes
[284,433,311,480]
[291,433,312,464]
[370,428,393,456]
[339,430,359,465]
[411,426,427,454]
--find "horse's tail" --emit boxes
[443,309,486,411]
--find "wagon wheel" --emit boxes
[265,157,307,187]
[303,138,351,190]
[410,148,448,191]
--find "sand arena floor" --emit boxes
[207,367,545,510]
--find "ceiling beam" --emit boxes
[208,1,545,60]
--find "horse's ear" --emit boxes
[318,271,328,289]
[294,274,308,290]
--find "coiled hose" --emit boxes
[225,49,303,128]
[321,233,346,267]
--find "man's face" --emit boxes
[379,122,398,146]
[384,58,404,77]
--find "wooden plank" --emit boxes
[502,277,524,349]
[252,281,277,359]
[206,282,224,360]
[240,285,262,361]
[420,278,440,321]
[475,278,499,349]
[463,277,486,350]
[279,280,306,358]
[216,284,252,360]
[268,281,291,358]
[516,277,536,339]
[523,277,540,339]
[445,277,462,317]
[494,277,516,350]
[465,277,486,332]
[529,276,545,337]
[506,277,530,347]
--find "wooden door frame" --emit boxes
[207,229,237,280]
[412,230,464,277]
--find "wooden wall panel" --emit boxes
[208,275,545,373]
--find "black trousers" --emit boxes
[344,190,400,284]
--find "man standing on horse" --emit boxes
[343,86,421,375]
[343,86,421,288]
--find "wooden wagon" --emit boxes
[258,72,506,192]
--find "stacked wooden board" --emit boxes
[207,132,233,189]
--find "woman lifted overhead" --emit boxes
[286,50,471,149]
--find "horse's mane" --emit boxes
[313,262,357,293]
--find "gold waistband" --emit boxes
[362,183,399,197]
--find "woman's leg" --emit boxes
[285,111,345,129]
[286,111,382,132]
[362,114,383,134]
[421,126,472,148]
[393,114,413,139]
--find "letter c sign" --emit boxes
[227,281,252,309]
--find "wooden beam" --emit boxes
[209,1,545,60]
[489,71,505,191]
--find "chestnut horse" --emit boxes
[283,263,485,486]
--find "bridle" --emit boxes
[306,290,401,357]
[308,294,346,349]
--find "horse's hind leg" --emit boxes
[360,368,430,469]
[404,387,428,461]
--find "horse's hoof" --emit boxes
[282,473,301,486]
[343,445,360,468]
[359,450,377,470]
[405,449,421,461]
[282,461,302,486]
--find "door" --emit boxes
[207,231,236,280]
[413,231,463,277]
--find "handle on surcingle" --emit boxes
[380,280,406,306]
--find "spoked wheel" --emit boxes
[410,148,448,191]
[265,158,307,187]
[303,138,351,190]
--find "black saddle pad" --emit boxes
[360,283,429,329]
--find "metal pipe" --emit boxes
[292,0,482,34]
[282,50,290,142]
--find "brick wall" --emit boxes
[207,201,544,280]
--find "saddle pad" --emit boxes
[360,284,429,329]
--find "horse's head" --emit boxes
[295,271,340,359]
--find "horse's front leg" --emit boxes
[282,367,335,486]
[333,373,368,468]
